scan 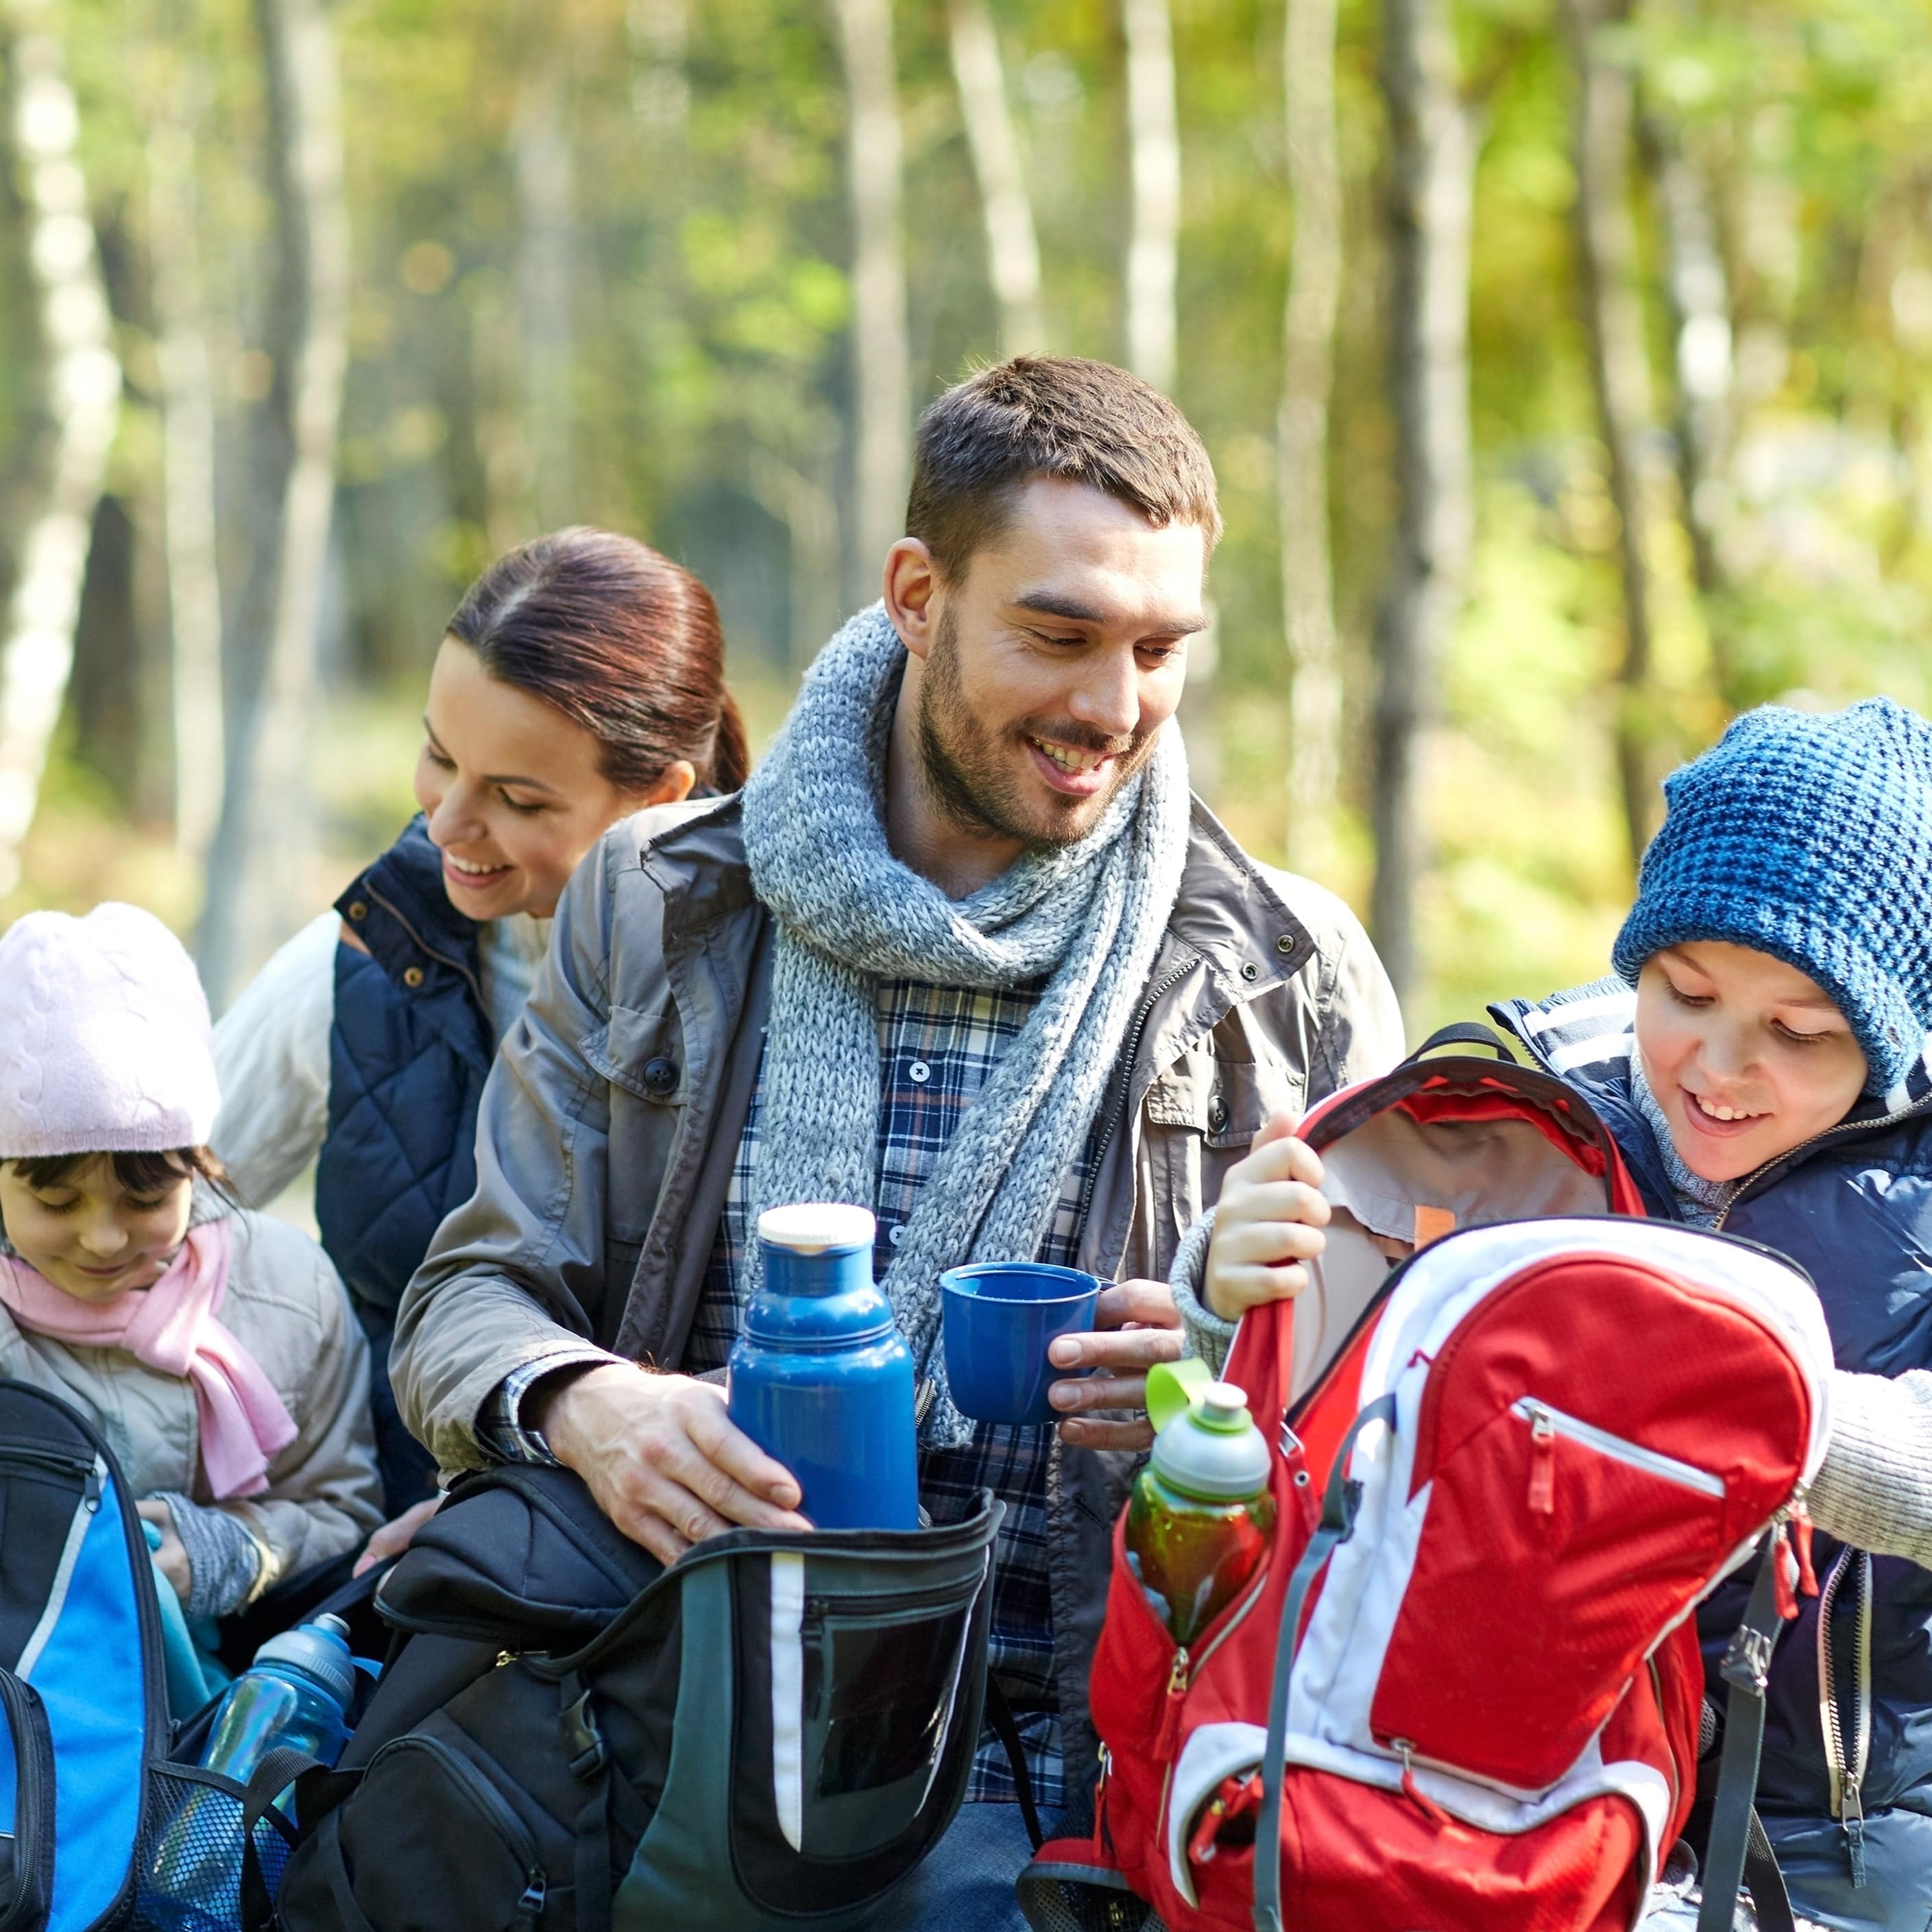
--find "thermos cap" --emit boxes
[1150,1378,1272,1502]
[758,1203,877,1255]
[252,1612,357,1708]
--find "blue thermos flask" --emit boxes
[728,1203,919,1531]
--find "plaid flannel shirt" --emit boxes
[487,976,1089,1809]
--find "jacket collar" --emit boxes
[337,817,487,1024]
[632,788,1313,990]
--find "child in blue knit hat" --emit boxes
[1175,697,1932,1931]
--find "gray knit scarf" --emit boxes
[740,603,1193,1449]
[1631,1051,1732,1227]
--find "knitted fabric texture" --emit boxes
[0,902,220,1159]
[739,601,1192,1449]
[1629,1053,1730,1227]
[1612,697,1932,1096]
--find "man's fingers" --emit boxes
[1048,1324,1185,1372]
[1091,1278,1181,1331]
[1050,1372,1150,1414]
[1058,1416,1155,1451]
[648,1425,810,1533]
[680,1387,805,1509]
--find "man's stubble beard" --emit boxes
[914,605,1155,852]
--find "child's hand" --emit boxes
[1203,1111,1330,1323]
[136,1497,192,1607]
[354,1496,443,1576]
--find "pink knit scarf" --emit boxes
[0,1220,297,1497]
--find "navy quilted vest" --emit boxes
[315,817,492,1320]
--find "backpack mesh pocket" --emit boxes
[129,1762,295,1932]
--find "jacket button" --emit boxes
[346,900,368,921]
[402,966,425,989]
[1240,961,1261,982]
[1207,1095,1229,1133]
[1275,933,1294,955]
[642,1056,679,1098]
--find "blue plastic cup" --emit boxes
[940,1262,1107,1426]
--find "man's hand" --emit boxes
[136,1497,191,1608]
[1046,1278,1184,1451]
[534,1362,811,1565]
[1203,1111,1329,1322]
[354,1496,444,1578]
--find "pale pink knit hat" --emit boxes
[0,904,220,1159]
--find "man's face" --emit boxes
[908,477,1208,848]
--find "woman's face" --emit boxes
[413,638,692,921]
[1634,941,1869,1183]
[0,1158,194,1303]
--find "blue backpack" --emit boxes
[0,1375,171,1929]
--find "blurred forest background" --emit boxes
[1,0,1928,1036]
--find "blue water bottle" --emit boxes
[145,1615,359,1929]
[729,1203,919,1530]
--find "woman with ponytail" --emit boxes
[210,529,749,1519]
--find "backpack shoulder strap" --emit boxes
[1698,1542,1793,1932]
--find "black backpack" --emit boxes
[275,1464,1003,1932]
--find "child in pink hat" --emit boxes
[0,904,380,1677]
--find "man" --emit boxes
[394,354,1403,1925]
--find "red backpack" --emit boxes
[1019,1033,1832,1932]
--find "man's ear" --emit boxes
[882,538,941,661]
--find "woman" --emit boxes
[213,528,748,1517]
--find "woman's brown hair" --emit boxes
[446,527,750,794]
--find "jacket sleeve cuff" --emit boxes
[476,1345,629,1466]
[1807,1369,1932,1570]
[1170,1209,1236,1377]
[155,1493,266,1621]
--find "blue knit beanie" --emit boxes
[1612,697,1932,1096]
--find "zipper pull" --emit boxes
[1393,1740,1453,1828]
[1774,1528,1800,1622]
[1843,1776,1868,1889]
[1526,1405,1556,1517]
[82,1467,101,1513]
[1793,1502,1819,1597]
[1155,1648,1190,1761]
[513,1870,546,1930]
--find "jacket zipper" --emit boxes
[1510,1398,1726,1499]
[1076,950,1202,1237]
[378,1735,547,1920]
[1712,1100,1929,1232]
[363,882,489,1015]
[1818,1547,1874,1887]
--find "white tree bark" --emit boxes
[1370,0,1477,1006]
[0,0,121,893]
[627,0,689,134]
[948,0,1045,357]
[198,0,348,1002]
[146,75,226,870]
[1122,0,1180,396]
[830,0,910,601]
[1279,0,1343,874]
[516,45,576,529]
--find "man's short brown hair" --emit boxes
[905,356,1222,582]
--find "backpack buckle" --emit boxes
[562,1687,607,1778]
[1722,1623,1775,1695]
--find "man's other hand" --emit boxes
[1046,1277,1183,1451]
[534,1362,811,1565]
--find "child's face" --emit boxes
[1634,941,1869,1184]
[0,1158,194,1303]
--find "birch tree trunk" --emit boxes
[1370,0,1476,1010]
[829,0,910,605]
[145,49,226,870]
[0,0,121,894]
[198,0,348,1003]
[1640,101,1737,699]
[1122,0,1179,396]
[1561,0,1661,866]
[1279,0,1343,875]
[948,0,1045,357]
[516,44,576,530]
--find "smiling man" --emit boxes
[393,356,1403,1928]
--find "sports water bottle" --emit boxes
[144,1615,359,1930]
[1125,1366,1275,1646]
[728,1203,919,1530]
